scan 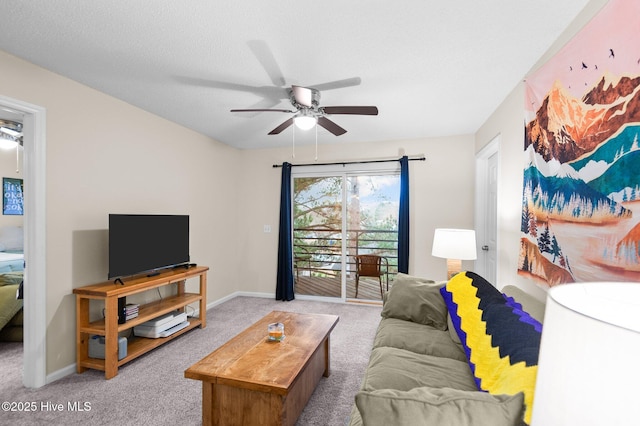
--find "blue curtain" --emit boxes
[398,156,410,273]
[275,162,295,301]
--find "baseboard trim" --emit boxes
[47,363,77,385]
[295,294,344,304]
[232,291,274,300]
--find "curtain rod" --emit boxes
[272,155,426,168]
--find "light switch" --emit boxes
[264,225,271,233]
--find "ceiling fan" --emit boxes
[231,85,378,136]
[0,119,23,146]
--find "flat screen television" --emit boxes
[108,214,190,279]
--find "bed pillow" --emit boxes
[356,386,525,426]
[0,272,23,287]
[381,273,448,330]
[440,271,541,425]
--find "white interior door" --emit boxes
[475,136,499,285]
[484,151,498,283]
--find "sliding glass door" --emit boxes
[292,167,400,301]
[293,176,343,298]
[345,175,400,299]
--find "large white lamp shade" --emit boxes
[531,282,640,426]
[431,228,477,279]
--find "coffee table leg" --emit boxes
[323,336,331,377]
[202,382,214,426]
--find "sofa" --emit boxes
[348,271,545,426]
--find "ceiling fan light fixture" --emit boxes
[0,126,21,138]
[294,115,317,131]
[0,120,23,150]
[0,138,18,150]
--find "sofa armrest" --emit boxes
[501,285,545,324]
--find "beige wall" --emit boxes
[0,51,241,374]
[474,0,609,301]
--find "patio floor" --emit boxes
[294,275,391,301]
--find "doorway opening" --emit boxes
[0,95,47,388]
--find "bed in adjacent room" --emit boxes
[0,226,24,341]
[0,251,24,272]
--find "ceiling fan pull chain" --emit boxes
[315,124,318,161]
[292,124,295,158]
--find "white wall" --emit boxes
[474,0,609,301]
[0,50,242,374]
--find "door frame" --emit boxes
[475,135,500,284]
[0,95,47,388]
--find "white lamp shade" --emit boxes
[531,282,640,426]
[431,228,477,260]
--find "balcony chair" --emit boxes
[353,255,388,298]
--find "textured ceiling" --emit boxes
[0,1,590,149]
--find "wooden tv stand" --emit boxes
[73,265,208,379]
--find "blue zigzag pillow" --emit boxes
[440,271,542,425]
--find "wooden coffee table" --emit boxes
[185,310,340,426]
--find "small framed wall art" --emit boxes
[3,177,23,215]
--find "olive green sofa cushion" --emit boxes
[380,273,448,330]
[356,387,525,426]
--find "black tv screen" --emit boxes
[108,214,190,279]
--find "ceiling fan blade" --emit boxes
[175,76,258,92]
[230,98,284,118]
[311,77,362,92]
[292,85,314,107]
[247,40,286,87]
[231,108,294,113]
[268,118,295,135]
[175,76,289,104]
[322,106,379,115]
[317,117,347,136]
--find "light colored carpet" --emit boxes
[0,296,381,425]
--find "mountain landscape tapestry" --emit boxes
[519,0,640,286]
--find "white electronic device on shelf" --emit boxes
[133,311,188,338]
[155,321,190,338]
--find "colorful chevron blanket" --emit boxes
[440,271,542,425]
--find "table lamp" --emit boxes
[531,282,640,426]
[431,228,477,279]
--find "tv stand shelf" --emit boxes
[73,265,208,379]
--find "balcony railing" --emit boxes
[293,228,398,283]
